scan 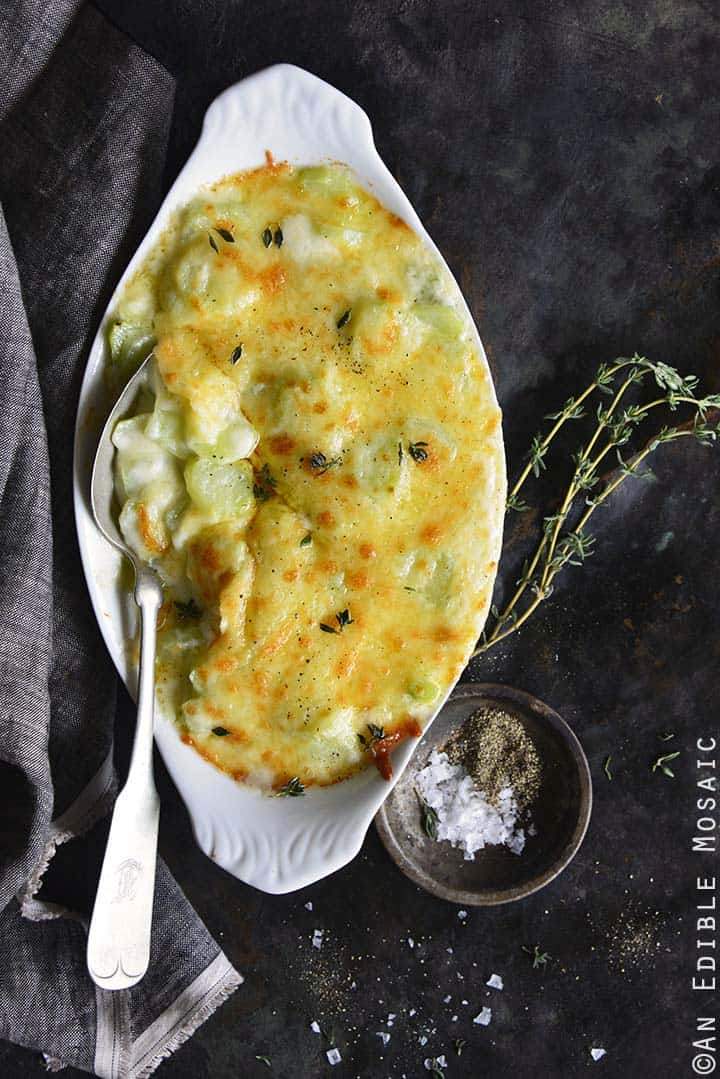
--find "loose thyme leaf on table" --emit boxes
[474,353,720,656]
[523,944,550,969]
[652,751,680,778]
[603,754,613,781]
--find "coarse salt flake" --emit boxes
[376,1032,391,1046]
[408,937,415,949]
[486,973,504,990]
[409,1008,417,1017]
[473,1007,492,1026]
[418,1035,428,1046]
[311,929,323,949]
[326,1048,341,1065]
[443,994,452,1003]
[416,750,528,859]
[310,1021,321,1034]
[304,901,313,911]
[387,1014,396,1026]
[590,1048,607,1061]
[457,910,468,921]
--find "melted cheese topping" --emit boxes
[110,161,505,790]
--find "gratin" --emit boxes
[109,159,505,790]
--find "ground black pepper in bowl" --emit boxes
[444,706,542,814]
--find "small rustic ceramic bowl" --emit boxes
[375,683,592,905]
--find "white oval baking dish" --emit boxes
[73,64,504,894]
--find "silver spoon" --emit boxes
[86,353,162,991]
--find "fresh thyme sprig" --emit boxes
[475,354,720,655]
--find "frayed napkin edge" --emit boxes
[17,747,117,920]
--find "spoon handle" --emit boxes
[87,568,163,990]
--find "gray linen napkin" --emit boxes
[0,2,242,1074]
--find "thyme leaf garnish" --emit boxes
[274,226,283,247]
[262,227,272,248]
[408,440,429,462]
[398,441,403,465]
[300,533,312,547]
[230,344,243,365]
[309,451,342,475]
[212,726,230,737]
[276,777,305,797]
[337,308,351,329]
[174,598,202,620]
[428,1058,445,1078]
[358,723,385,748]
[208,233,219,253]
[255,1056,271,1068]
[652,751,680,778]
[253,463,276,502]
[214,227,234,243]
[320,609,354,635]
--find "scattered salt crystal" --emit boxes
[473,1007,492,1026]
[446,947,454,954]
[376,1032,391,1046]
[387,1013,396,1026]
[311,929,323,949]
[425,1057,447,1070]
[416,749,528,859]
[326,1048,341,1065]
[457,910,468,921]
[409,1008,417,1017]
[462,999,469,1005]
[304,901,313,911]
[408,937,415,949]
[451,1015,458,1022]
[443,994,452,1003]
[486,973,504,990]
[419,1035,428,1046]
[437,1057,448,1068]
[310,1021,321,1034]
[590,1048,606,1061]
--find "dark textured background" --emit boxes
[4,1,720,1076]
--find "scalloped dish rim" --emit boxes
[72,63,504,894]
